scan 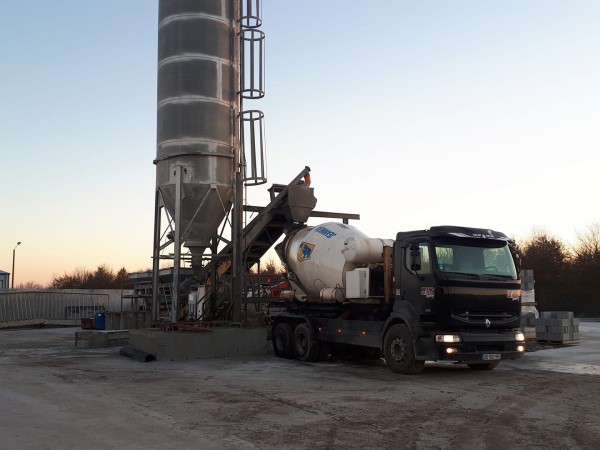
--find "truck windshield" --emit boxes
[433,240,518,280]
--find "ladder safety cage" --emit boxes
[240,28,265,99]
[241,110,267,185]
[240,0,262,29]
[239,0,267,186]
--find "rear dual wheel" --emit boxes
[273,323,294,359]
[293,323,321,362]
[273,322,321,362]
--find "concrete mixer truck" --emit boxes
[271,222,525,374]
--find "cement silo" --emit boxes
[155,0,238,267]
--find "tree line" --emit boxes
[15,223,600,316]
[518,224,600,316]
[49,265,130,289]
[15,265,130,290]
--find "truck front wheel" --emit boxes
[383,324,424,375]
[273,322,295,359]
[293,323,321,362]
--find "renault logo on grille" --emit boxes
[485,319,491,328]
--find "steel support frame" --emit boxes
[151,166,185,323]
[151,189,161,322]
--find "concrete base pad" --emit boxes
[75,330,129,348]
[129,327,269,361]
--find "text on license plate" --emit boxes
[483,354,501,360]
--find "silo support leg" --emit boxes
[172,166,183,323]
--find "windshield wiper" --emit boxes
[439,271,480,279]
[483,274,514,280]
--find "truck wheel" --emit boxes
[383,324,424,374]
[467,361,500,370]
[273,323,295,359]
[293,323,320,362]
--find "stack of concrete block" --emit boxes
[521,284,540,340]
[520,313,538,340]
[520,269,535,291]
[535,311,580,343]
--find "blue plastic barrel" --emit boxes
[95,313,106,330]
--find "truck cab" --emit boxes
[389,226,525,371]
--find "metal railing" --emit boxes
[0,291,108,328]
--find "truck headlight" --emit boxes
[436,334,461,343]
[515,332,525,342]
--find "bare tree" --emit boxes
[249,257,283,275]
[17,281,45,289]
[263,258,283,275]
[570,223,600,315]
[50,265,129,289]
[50,267,93,289]
[520,228,571,311]
[573,223,600,261]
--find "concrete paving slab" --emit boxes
[502,321,600,375]
[74,330,130,348]
[129,327,269,360]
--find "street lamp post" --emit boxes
[11,242,21,289]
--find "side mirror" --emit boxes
[410,243,422,271]
[513,253,521,273]
[508,241,521,273]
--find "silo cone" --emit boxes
[156,0,238,267]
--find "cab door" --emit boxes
[394,239,436,324]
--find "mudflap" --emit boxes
[416,337,436,361]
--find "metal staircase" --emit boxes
[158,284,174,319]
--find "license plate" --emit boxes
[483,353,501,360]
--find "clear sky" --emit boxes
[1,1,599,285]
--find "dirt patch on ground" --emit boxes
[0,327,599,449]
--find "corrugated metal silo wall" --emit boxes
[155,0,237,258]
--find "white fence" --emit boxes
[0,291,108,328]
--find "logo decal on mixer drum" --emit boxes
[314,226,337,239]
[297,242,315,261]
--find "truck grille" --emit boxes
[451,311,517,324]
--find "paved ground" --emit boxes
[1,324,599,450]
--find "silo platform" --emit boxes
[128,327,269,361]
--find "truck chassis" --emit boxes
[271,307,525,374]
